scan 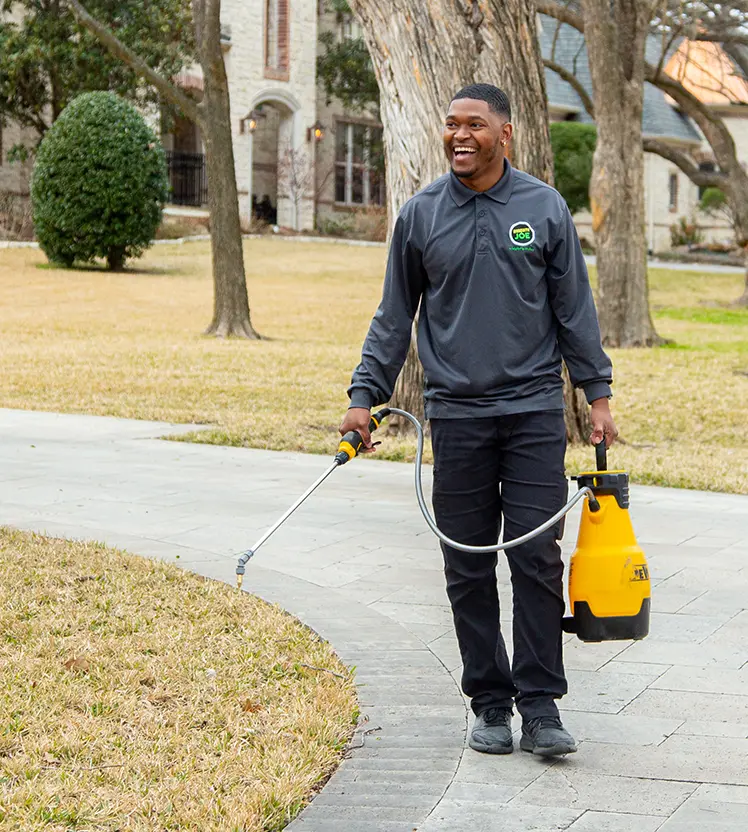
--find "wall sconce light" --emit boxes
[307,120,325,143]
[240,108,264,135]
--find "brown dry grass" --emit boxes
[0,240,746,492]
[0,527,357,831]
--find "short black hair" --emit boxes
[451,84,511,121]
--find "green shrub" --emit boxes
[549,121,597,216]
[31,92,169,270]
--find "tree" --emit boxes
[541,0,748,307]
[31,92,168,270]
[277,144,315,232]
[700,186,735,227]
[550,122,596,215]
[539,0,661,347]
[317,1,379,116]
[346,0,593,443]
[0,0,193,156]
[647,1,748,305]
[68,0,259,338]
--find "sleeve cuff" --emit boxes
[583,381,612,404]
[348,389,376,410]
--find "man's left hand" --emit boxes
[590,398,618,448]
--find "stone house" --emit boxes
[1,2,746,251]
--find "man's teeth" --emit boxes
[454,147,477,153]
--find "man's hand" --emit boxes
[339,407,375,452]
[590,398,618,448]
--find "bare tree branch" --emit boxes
[645,58,738,151]
[693,32,748,47]
[543,58,595,117]
[536,0,585,31]
[67,0,200,123]
[723,42,748,81]
[642,138,725,188]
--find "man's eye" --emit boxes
[471,123,483,129]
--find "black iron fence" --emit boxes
[166,151,208,207]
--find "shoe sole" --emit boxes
[519,736,577,757]
[469,737,514,755]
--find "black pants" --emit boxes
[431,410,568,721]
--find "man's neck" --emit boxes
[458,159,506,193]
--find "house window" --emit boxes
[337,12,362,42]
[668,172,678,212]
[334,123,385,207]
[265,0,289,76]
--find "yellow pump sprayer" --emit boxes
[562,442,651,642]
[235,408,650,645]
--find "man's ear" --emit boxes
[502,122,514,145]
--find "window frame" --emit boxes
[264,0,290,81]
[668,172,679,213]
[334,120,385,208]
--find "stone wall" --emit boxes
[223,0,318,230]
[0,122,34,196]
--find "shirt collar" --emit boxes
[448,158,515,206]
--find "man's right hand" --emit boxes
[339,407,375,452]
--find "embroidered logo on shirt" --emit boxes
[508,221,535,251]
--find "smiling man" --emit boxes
[339,84,616,758]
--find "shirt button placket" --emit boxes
[477,201,488,254]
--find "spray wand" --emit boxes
[235,408,599,589]
[235,408,391,589]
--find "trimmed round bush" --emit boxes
[31,92,169,270]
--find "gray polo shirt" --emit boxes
[348,159,613,418]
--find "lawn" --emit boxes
[0,528,357,831]
[0,239,746,493]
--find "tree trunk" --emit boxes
[200,79,258,337]
[351,0,592,439]
[581,0,660,347]
[196,1,259,338]
[730,204,748,307]
[107,246,125,271]
[562,363,592,444]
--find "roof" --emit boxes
[538,15,702,144]
[664,40,748,106]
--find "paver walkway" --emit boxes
[2,409,748,831]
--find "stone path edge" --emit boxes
[10,519,468,831]
[177,558,468,830]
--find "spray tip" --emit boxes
[236,574,244,590]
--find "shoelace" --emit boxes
[482,707,512,725]
[528,716,563,731]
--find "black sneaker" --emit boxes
[469,706,514,754]
[520,716,577,757]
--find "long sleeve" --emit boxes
[347,210,426,409]
[545,201,613,403]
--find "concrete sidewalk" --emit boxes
[1,408,747,832]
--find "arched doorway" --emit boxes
[240,89,312,231]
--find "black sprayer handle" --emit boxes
[595,439,608,472]
[335,408,391,465]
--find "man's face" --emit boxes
[443,98,511,180]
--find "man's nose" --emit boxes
[453,124,472,141]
